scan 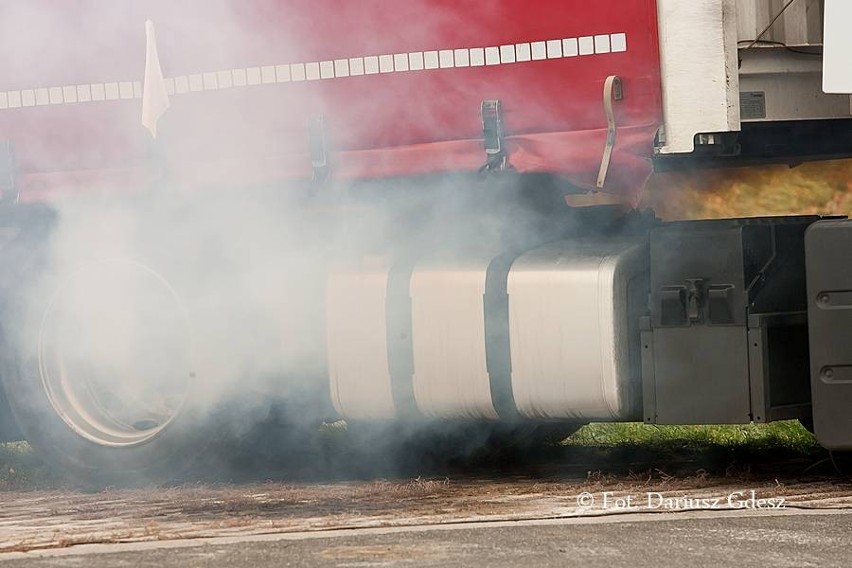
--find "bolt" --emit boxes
[824,368,835,379]
[818,294,830,305]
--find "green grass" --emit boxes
[0,421,823,491]
[0,442,61,491]
[565,421,819,453]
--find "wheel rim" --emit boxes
[38,259,194,448]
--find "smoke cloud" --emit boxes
[0,0,608,482]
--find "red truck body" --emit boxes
[0,0,662,202]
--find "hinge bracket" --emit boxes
[307,115,330,182]
[481,100,507,172]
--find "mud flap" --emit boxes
[806,219,852,449]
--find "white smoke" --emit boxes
[0,0,591,481]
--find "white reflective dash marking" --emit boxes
[305,62,320,81]
[454,48,469,67]
[187,75,203,92]
[119,81,134,98]
[0,32,630,113]
[77,84,92,102]
[35,88,49,105]
[424,51,439,69]
[261,65,276,83]
[364,56,380,74]
[232,68,247,87]
[563,38,579,57]
[246,67,262,85]
[8,91,21,108]
[217,70,233,88]
[90,84,106,100]
[485,46,500,65]
[174,76,189,94]
[305,61,319,81]
[290,63,306,81]
[409,52,424,71]
[349,58,365,76]
[334,59,350,77]
[201,73,217,91]
[546,39,562,59]
[393,53,409,72]
[49,86,63,104]
[105,82,120,100]
[379,54,394,73]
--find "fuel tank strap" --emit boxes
[484,253,518,419]
[386,260,419,418]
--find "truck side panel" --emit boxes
[0,1,663,202]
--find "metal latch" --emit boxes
[596,75,623,189]
[307,115,330,182]
[480,100,507,172]
[659,278,706,326]
[684,278,705,323]
[659,279,738,326]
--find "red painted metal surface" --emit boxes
[0,1,662,202]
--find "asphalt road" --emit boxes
[3,509,851,568]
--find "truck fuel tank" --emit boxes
[325,238,649,423]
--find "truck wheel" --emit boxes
[0,258,211,486]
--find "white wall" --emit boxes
[823,0,852,94]
[656,0,741,154]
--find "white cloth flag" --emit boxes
[141,20,170,138]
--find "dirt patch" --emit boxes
[2,469,852,555]
[0,424,846,554]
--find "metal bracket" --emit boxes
[0,141,18,203]
[684,278,706,323]
[596,75,623,189]
[307,115,330,182]
[659,278,742,326]
[659,278,707,325]
[480,100,507,172]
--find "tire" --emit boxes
[0,257,213,487]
